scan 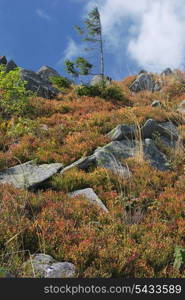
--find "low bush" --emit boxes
[75,84,127,103]
[0,66,31,118]
[50,76,72,89]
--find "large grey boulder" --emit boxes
[90,75,112,86]
[68,188,108,212]
[94,139,170,172]
[177,100,185,115]
[107,124,136,141]
[141,119,179,142]
[94,140,134,177]
[0,161,63,189]
[129,73,161,92]
[37,66,60,82]
[144,139,170,171]
[20,69,60,99]
[23,254,75,278]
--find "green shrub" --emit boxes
[75,85,102,97]
[50,76,72,89]
[75,84,126,102]
[0,66,31,117]
[101,86,124,101]
[7,117,39,138]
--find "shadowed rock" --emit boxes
[68,188,108,212]
[20,69,60,99]
[0,56,7,65]
[141,119,179,142]
[0,161,63,189]
[129,73,161,92]
[107,124,136,141]
[5,60,17,72]
[144,139,170,171]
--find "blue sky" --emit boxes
[1,0,185,80]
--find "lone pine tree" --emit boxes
[65,7,105,80]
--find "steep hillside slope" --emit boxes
[0,64,185,278]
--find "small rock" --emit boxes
[151,100,161,107]
[68,188,108,212]
[90,75,112,86]
[23,254,75,278]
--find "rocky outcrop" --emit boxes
[0,161,63,189]
[61,119,179,178]
[68,188,108,212]
[5,60,17,72]
[0,56,7,65]
[129,73,161,92]
[37,66,60,82]
[23,254,75,278]
[20,69,60,99]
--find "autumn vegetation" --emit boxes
[0,66,185,278]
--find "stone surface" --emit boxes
[94,140,134,176]
[141,119,178,142]
[60,155,96,174]
[144,139,170,171]
[24,254,75,278]
[90,75,112,86]
[37,66,60,82]
[107,124,136,141]
[0,161,63,189]
[151,100,161,107]
[20,68,60,99]
[68,188,108,212]
[5,60,17,72]
[129,73,161,92]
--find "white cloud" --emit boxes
[58,38,85,65]
[36,8,52,21]
[83,0,185,72]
